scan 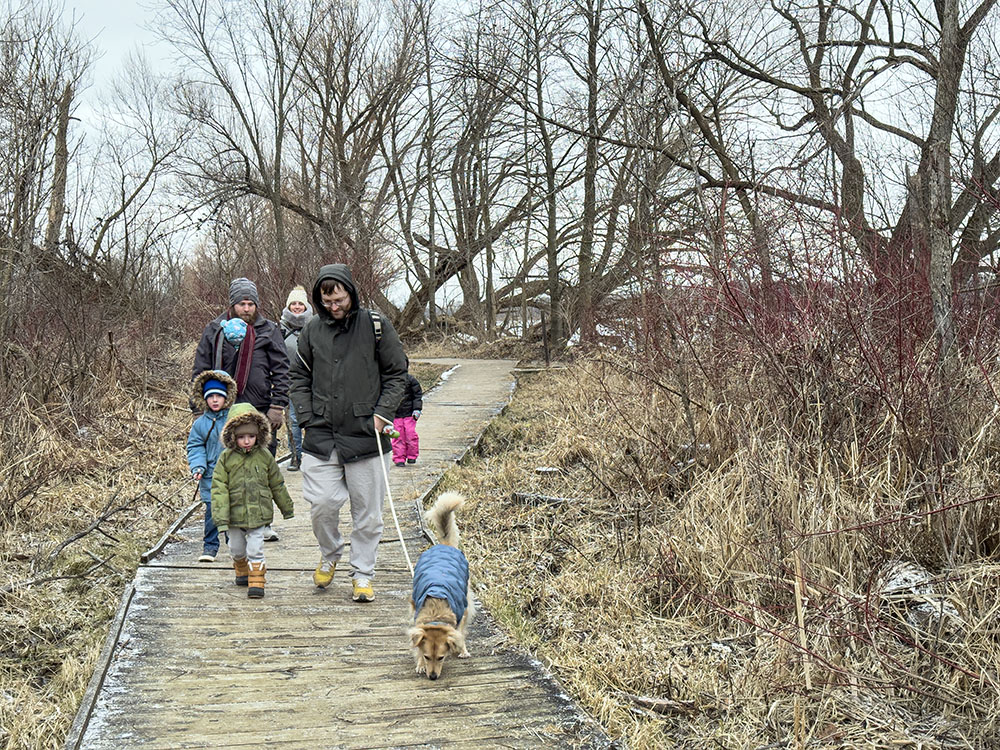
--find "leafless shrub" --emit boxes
[453,338,1000,746]
[0,351,191,749]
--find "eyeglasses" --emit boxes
[321,296,349,309]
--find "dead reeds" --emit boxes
[0,343,192,750]
[446,354,1000,749]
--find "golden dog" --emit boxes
[408,492,475,680]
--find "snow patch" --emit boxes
[875,560,963,637]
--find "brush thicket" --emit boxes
[448,353,1000,748]
[0,344,191,750]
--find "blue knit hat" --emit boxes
[221,317,247,346]
[202,378,228,399]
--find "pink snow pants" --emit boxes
[392,416,419,463]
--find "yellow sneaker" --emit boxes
[352,578,374,602]
[313,561,335,589]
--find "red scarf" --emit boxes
[213,314,257,396]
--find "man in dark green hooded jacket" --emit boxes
[289,264,407,602]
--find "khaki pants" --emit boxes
[301,449,388,580]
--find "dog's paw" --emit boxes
[458,649,471,659]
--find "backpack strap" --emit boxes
[370,310,382,346]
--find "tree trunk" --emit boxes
[577,0,600,345]
[925,0,962,364]
[927,139,956,363]
[482,158,496,340]
[423,2,437,329]
[44,83,72,257]
[532,35,562,349]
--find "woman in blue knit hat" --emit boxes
[187,370,238,562]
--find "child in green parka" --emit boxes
[211,403,294,598]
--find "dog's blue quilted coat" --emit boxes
[412,545,470,624]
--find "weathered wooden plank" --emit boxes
[87,704,584,749]
[131,624,418,639]
[119,648,517,677]
[123,646,506,670]
[117,669,543,696]
[94,694,558,727]
[87,727,581,750]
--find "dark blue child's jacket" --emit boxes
[394,374,424,419]
[412,545,470,623]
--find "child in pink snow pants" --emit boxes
[392,358,423,466]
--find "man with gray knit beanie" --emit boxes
[193,277,290,460]
[228,277,260,308]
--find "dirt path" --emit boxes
[66,358,610,749]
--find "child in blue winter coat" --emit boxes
[187,370,238,562]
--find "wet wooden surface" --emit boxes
[69,358,611,750]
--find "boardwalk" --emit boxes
[66,358,610,750]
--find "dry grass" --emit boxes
[0,346,195,750]
[407,332,544,361]
[441,354,1000,749]
[408,360,452,396]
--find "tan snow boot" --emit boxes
[233,557,250,586]
[248,561,265,599]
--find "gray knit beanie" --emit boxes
[229,277,259,307]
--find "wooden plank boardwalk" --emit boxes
[67,358,611,750]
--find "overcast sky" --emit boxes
[68,0,169,95]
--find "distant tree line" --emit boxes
[3,0,1000,393]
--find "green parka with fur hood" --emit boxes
[210,403,294,532]
[289,264,408,462]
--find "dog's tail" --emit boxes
[424,492,465,547]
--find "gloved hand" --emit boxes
[376,415,400,439]
[412,410,421,421]
[266,405,284,427]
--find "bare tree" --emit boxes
[84,54,193,299]
[163,0,320,263]
[420,0,439,328]
[43,81,72,257]
[524,0,569,348]
[0,2,88,342]
[637,0,1000,361]
[573,0,602,345]
[294,0,422,297]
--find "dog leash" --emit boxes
[377,422,415,576]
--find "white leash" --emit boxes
[376,423,414,576]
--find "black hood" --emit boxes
[311,264,360,323]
